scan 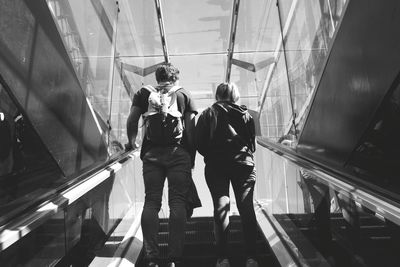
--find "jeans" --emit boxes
[141,146,191,263]
[205,163,257,258]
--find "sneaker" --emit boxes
[146,262,159,267]
[216,258,230,267]
[167,262,175,267]
[246,258,259,267]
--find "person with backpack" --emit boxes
[196,83,259,267]
[126,63,197,267]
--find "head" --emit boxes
[155,63,180,84]
[215,82,240,103]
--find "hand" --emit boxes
[125,142,139,151]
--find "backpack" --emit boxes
[142,85,184,145]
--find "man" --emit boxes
[126,63,197,267]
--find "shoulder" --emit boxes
[175,87,192,98]
[175,87,197,114]
[133,87,151,99]
[199,106,217,120]
[132,87,151,109]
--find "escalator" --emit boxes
[135,216,279,267]
[30,140,400,267]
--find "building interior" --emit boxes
[1,0,400,266]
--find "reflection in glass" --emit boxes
[162,0,231,55]
[0,211,66,266]
[108,64,132,157]
[117,0,162,57]
[347,81,400,194]
[278,0,348,135]
[255,145,400,266]
[234,0,279,53]
[259,55,292,141]
[47,0,118,135]
[0,84,64,225]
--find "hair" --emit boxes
[155,63,180,83]
[215,82,240,103]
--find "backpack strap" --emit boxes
[166,85,182,95]
[142,85,157,93]
[141,85,183,118]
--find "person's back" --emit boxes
[196,83,259,267]
[196,100,255,167]
[127,64,197,267]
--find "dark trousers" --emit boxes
[141,146,191,263]
[205,163,257,258]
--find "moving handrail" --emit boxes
[257,138,400,227]
[0,149,139,252]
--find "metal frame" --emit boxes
[225,0,240,83]
[257,0,299,115]
[90,0,135,99]
[154,0,170,63]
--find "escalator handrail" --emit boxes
[0,149,139,252]
[257,138,400,226]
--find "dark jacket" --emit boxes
[195,101,255,166]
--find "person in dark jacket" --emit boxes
[127,64,197,267]
[196,83,259,267]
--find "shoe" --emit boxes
[146,262,159,267]
[216,258,230,267]
[167,262,175,267]
[246,258,259,267]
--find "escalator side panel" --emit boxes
[298,0,400,168]
[0,0,108,177]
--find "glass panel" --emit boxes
[278,0,349,135]
[47,0,117,131]
[259,54,292,142]
[0,0,35,74]
[61,157,143,266]
[120,56,164,86]
[0,73,64,227]
[108,62,132,157]
[162,0,231,55]
[117,0,163,58]
[122,53,226,113]
[1,0,107,176]
[170,54,227,111]
[235,0,280,53]
[347,82,400,194]
[0,211,66,266]
[231,52,276,110]
[255,145,400,266]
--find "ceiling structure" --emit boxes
[115,0,281,111]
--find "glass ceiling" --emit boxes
[46,0,346,143]
[116,0,283,111]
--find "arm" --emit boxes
[248,117,256,152]
[195,111,210,156]
[184,111,196,167]
[126,106,142,150]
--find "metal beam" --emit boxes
[121,62,165,77]
[231,58,255,72]
[90,0,135,100]
[231,57,275,73]
[225,0,240,83]
[257,0,299,116]
[154,0,169,63]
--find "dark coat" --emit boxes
[195,101,255,166]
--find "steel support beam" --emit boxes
[225,0,240,83]
[154,0,170,63]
